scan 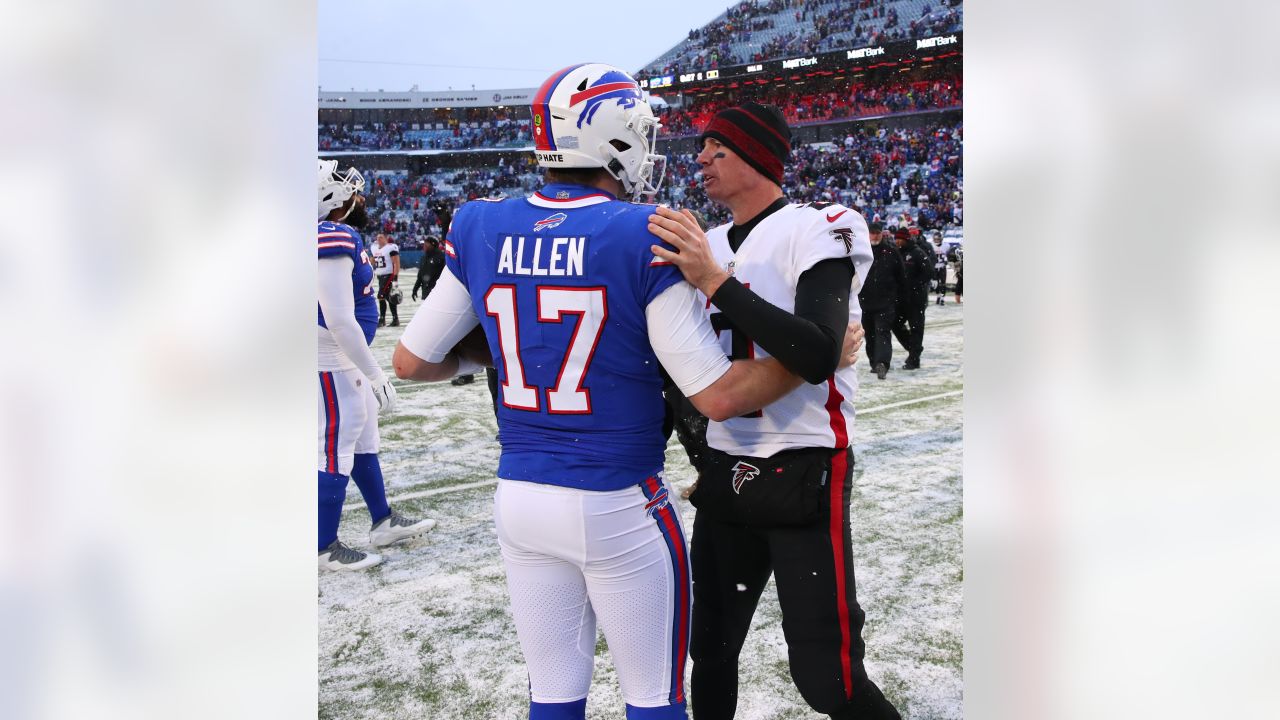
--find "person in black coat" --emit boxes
[891,226,930,369]
[857,222,907,379]
[914,228,938,291]
[411,236,446,301]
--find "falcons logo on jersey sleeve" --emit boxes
[731,461,761,494]
[830,227,855,253]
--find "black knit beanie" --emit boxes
[699,102,792,186]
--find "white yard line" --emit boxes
[351,388,962,510]
[859,389,962,415]
[344,478,500,510]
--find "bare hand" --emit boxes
[838,321,864,369]
[648,206,731,297]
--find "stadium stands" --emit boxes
[320,68,959,151]
[656,72,960,136]
[318,105,531,151]
[321,0,962,250]
[359,157,544,245]
[659,120,962,228]
[639,0,962,77]
[353,120,962,247]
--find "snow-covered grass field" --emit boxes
[319,296,963,719]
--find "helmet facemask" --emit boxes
[598,111,666,202]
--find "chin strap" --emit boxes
[335,201,355,222]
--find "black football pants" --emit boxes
[689,449,898,719]
[891,289,927,362]
[861,304,896,369]
[377,275,398,323]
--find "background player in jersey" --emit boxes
[390,64,818,720]
[931,230,949,305]
[316,160,436,571]
[372,232,402,326]
[648,103,902,720]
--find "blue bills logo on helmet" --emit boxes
[570,70,643,128]
[533,212,568,232]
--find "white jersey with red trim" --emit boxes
[371,242,399,276]
[701,201,873,458]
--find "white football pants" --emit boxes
[317,369,379,476]
[494,476,690,708]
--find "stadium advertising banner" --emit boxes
[318,88,535,109]
[640,32,962,91]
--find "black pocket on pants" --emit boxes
[690,447,829,527]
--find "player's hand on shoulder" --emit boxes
[648,205,730,297]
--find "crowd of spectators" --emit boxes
[318,108,531,151]
[656,121,962,228]
[317,118,529,151]
[640,0,962,77]
[319,70,958,151]
[351,121,961,252]
[358,156,543,245]
[655,72,959,136]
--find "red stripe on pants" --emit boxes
[828,449,853,699]
[321,372,339,473]
[656,504,689,703]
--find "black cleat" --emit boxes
[874,363,888,380]
[903,359,920,370]
[451,374,475,386]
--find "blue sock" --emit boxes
[530,698,587,720]
[350,453,391,526]
[626,702,687,720]
[318,471,349,552]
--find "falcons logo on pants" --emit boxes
[731,461,760,494]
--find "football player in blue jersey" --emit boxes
[316,160,436,571]
[390,64,821,720]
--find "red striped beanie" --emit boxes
[699,102,792,186]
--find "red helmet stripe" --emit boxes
[568,81,636,107]
[532,64,587,152]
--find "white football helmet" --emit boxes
[530,63,665,201]
[318,159,365,220]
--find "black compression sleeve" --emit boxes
[708,257,854,384]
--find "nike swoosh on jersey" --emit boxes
[826,209,848,223]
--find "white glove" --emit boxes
[369,372,398,415]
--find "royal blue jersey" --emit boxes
[317,220,378,344]
[445,183,683,490]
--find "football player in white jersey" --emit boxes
[316,160,436,571]
[371,233,402,326]
[648,103,902,720]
